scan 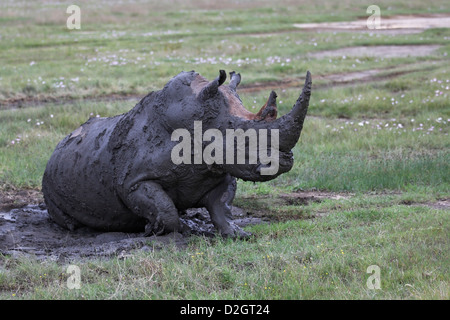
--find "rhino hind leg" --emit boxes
[125,181,184,236]
[201,175,251,238]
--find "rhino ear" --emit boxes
[229,71,241,91]
[198,70,226,100]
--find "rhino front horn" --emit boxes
[267,71,312,152]
[198,70,226,100]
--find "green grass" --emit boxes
[0,0,449,300]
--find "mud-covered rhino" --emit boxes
[42,70,312,237]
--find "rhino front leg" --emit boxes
[125,181,183,236]
[201,175,251,238]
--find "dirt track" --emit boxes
[308,45,442,59]
[293,14,450,34]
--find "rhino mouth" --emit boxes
[253,150,293,179]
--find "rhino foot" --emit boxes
[221,223,252,239]
[144,220,191,237]
[199,174,253,239]
[125,181,183,236]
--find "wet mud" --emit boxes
[0,204,265,262]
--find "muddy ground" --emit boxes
[0,197,264,262]
[0,189,350,262]
[1,190,447,262]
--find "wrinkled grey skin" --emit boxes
[42,70,312,237]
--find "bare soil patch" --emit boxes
[0,188,43,212]
[240,62,438,93]
[280,190,350,203]
[309,45,442,59]
[293,14,450,34]
[426,199,450,210]
[235,190,352,222]
[413,198,449,210]
[0,93,141,111]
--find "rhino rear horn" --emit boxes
[198,70,226,100]
[255,90,277,121]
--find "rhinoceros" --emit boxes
[42,70,312,237]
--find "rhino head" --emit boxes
[163,69,312,182]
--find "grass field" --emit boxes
[0,0,449,300]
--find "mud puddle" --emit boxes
[0,190,336,262]
[0,203,265,262]
[2,190,445,262]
